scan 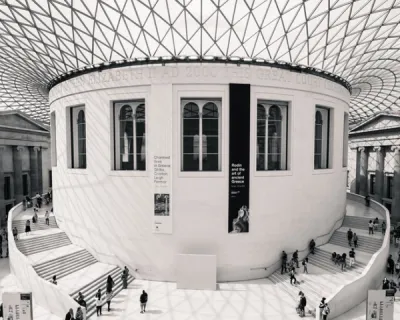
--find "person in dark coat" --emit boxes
[121,266,129,289]
[388,255,395,275]
[140,290,148,313]
[65,308,74,320]
[309,239,316,254]
[281,251,288,274]
[293,250,299,268]
[106,275,115,293]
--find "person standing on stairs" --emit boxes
[349,248,356,268]
[302,258,309,274]
[281,251,288,274]
[75,307,83,320]
[12,227,18,241]
[341,253,347,271]
[322,303,330,319]
[353,233,358,248]
[369,220,374,235]
[106,275,114,312]
[121,267,129,289]
[51,275,57,285]
[65,308,74,320]
[309,239,316,254]
[289,267,297,285]
[293,250,299,268]
[45,210,50,226]
[373,217,379,231]
[347,228,353,246]
[96,295,102,316]
[382,221,387,236]
[299,292,307,317]
[95,289,101,300]
[25,220,31,236]
[388,255,395,275]
[319,297,327,319]
[140,290,148,314]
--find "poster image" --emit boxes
[228,83,251,233]
[366,290,394,320]
[154,193,170,216]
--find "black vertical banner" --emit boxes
[228,83,251,233]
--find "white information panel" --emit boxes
[366,290,395,320]
[153,155,172,234]
[2,292,33,320]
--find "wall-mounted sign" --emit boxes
[153,156,172,234]
[2,292,33,320]
[228,84,251,234]
[366,290,394,320]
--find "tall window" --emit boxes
[257,101,288,171]
[370,174,376,195]
[50,111,57,167]
[387,176,393,198]
[49,170,52,188]
[69,106,86,169]
[314,106,331,169]
[343,112,349,167]
[113,101,146,170]
[22,174,28,196]
[4,176,11,200]
[181,99,220,171]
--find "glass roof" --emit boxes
[1,0,400,124]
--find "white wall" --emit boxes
[49,63,350,281]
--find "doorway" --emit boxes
[384,203,392,214]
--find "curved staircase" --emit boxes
[12,208,134,318]
[268,214,385,315]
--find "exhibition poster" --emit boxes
[2,292,33,320]
[366,289,394,320]
[153,155,172,234]
[228,83,251,233]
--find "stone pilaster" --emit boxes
[0,147,5,226]
[391,146,400,223]
[13,146,24,203]
[356,147,369,196]
[38,147,43,194]
[29,146,40,195]
[374,146,385,203]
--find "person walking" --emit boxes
[95,289,101,300]
[12,227,18,241]
[309,239,316,254]
[51,275,57,285]
[365,195,370,207]
[45,210,50,226]
[140,290,148,314]
[349,248,356,268]
[25,220,31,236]
[382,221,387,235]
[121,267,129,289]
[106,275,114,293]
[293,250,299,268]
[319,297,327,319]
[75,307,83,320]
[388,255,395,275]
[369,220,374,235]
[353,233,358,248]
[299,292,307,317]
[95,296,102,316]
[289,267,297,285]
[347,228,353,246]
[105,290,112,312]
[281,251,287,274]
[322,303,330,319]
[302,258,309,274]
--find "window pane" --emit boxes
[183,103,199,118]
[183,136,196,154]
[314,155,322,169]
[183,154,199,171]
[202,103,219,118]
[121,155,134,170]
[202,154,218,171]
[204,136,218,154]
[257,137,265,154]
[78,139,86,154]
[183,119,199,135]
[136,154,146,170]
[268,136,281,153]
[268,154,282,170]
[257,120,266,136]
[136,136,145,155]
[202,119,218,135]
[120,136,133,154]
[79,155,86,168]
[4,177,10,200]
[314,140,322,153]
[257,154,265,171]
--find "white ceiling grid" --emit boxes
[0,0,400,123]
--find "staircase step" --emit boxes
[41,258,97,281]
[34,249,87,270]
[38,254,96,277]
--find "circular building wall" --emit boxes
[49,63,350,281]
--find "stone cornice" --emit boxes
[14,146,24,152]
[391,145,400,152]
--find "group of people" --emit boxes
[331,248,356,271]
[346,228,358,247]
[368,218,382,235]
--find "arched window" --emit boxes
[77,110,86,168]
[182,99,221,171]
[314,107,331,169]
[256,101,288,171]
[114,101,146,170]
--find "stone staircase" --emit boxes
[70,266,134,318]
[329,230,383,254]
[343,216,383,232]
[15,232,71,256]
[268,215,383,314]
[33,249,97,281]
[12,217,58,234]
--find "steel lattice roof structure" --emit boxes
[1,0,400,124]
